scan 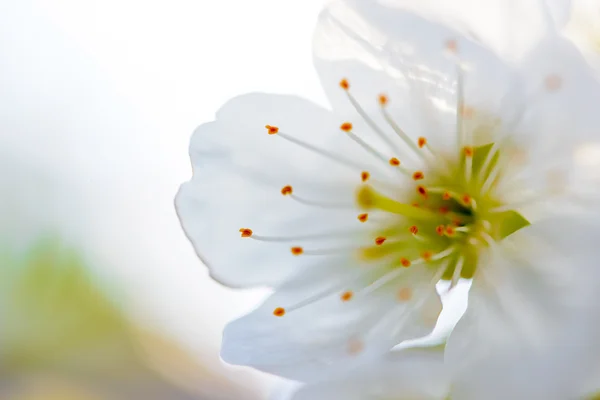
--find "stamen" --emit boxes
[445,225,456,237]
[421,250,433,262]
[381,106,425,160]
[436,225,445,236]
[239,228,253,238]
[389,157,400,166]
[409,225,418,235]
[412,171,425,181]
[340,79,350,90]
[375,236,387,245]
[464,146,473,183]
[356,185,441,221]
[361,171,370,182]
[290,193,353,209]
[430,246,457,261]
[416,185,428,198]
[397,287,413,302]
[341,291,354,302]
[450,256,464,289]
[272,129,368,171]
[342,89,404,155]
[418,137,427,148]
[265,125,279,135]
[291,247,304,256]
[341,122,402,168]
[357,213,369,223]
[378,94,388,106]
[273,307,286,317]
[281,185,293,196]
[360,258,424,294]
[400,257,411,267]
[456,66,466,150]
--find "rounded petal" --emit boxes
[291,346,450,400]
[221,263,441,381]
[445,216,600,399]
[313,0,518,159]
[494,34,600,219]
[176,93,385,288]
[336,0,566,61]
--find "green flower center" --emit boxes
[357,143,530,282]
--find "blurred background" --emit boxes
[0,0,324,398]
[0,1,467,398]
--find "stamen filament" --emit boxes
[344,90,404,154]
[380,107,426,160]
[291,194,354,209]
[430,246,457,261]
[450,255,464,289]
[276,131,367,171]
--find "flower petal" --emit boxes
[495,34,600,219]
[313,0,517,159]
[290,345,450,400]
[445,216,600,399]
[221,262,441,381]
[176,93,384,288]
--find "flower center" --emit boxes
[356,141,530,287]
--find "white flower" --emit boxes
[176,0,600,384]
[290,344,600,400]
[291,346,450,400]
[562,0,600,72]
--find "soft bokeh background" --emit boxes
[0,1,466,398]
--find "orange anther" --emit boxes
[409,225,418,235]
[341,291,354,302]
[436,225,445,236]
[417,185,427,197]
[412,171,424,181]
[462,194,472,205]
[442,192,451,201]
[400,258,411,268]
[439,206,449,215]
[291,246,304,255]
[340,79,350,90]
[357,213,368,223]
[265,125,279,135]
[347,338,364,355]
[281,185,293,196]
[389,157,400,166]
[463,146,474,157]
[361,171,370,182]
[417,137,427,148]
[545,74,562,92]
[460,105,475,119]
[375,236,387,245]
[412,202,420,208]
[273,307,286,317]
[397,287,413,302]
[239,228,253,238]
[378,94,388,106]
[421,251,433,262]
[445,39,458,53]
[445,226,456,236]
[340,122,353,132]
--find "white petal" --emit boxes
[313,0,518,158]
[221,264,441,381]
[176,93,380,288]
[445,216,600,399]
[291,346,450,400]
[564,0,600,73]
[496,35,600,218]
[359,0,565,61]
